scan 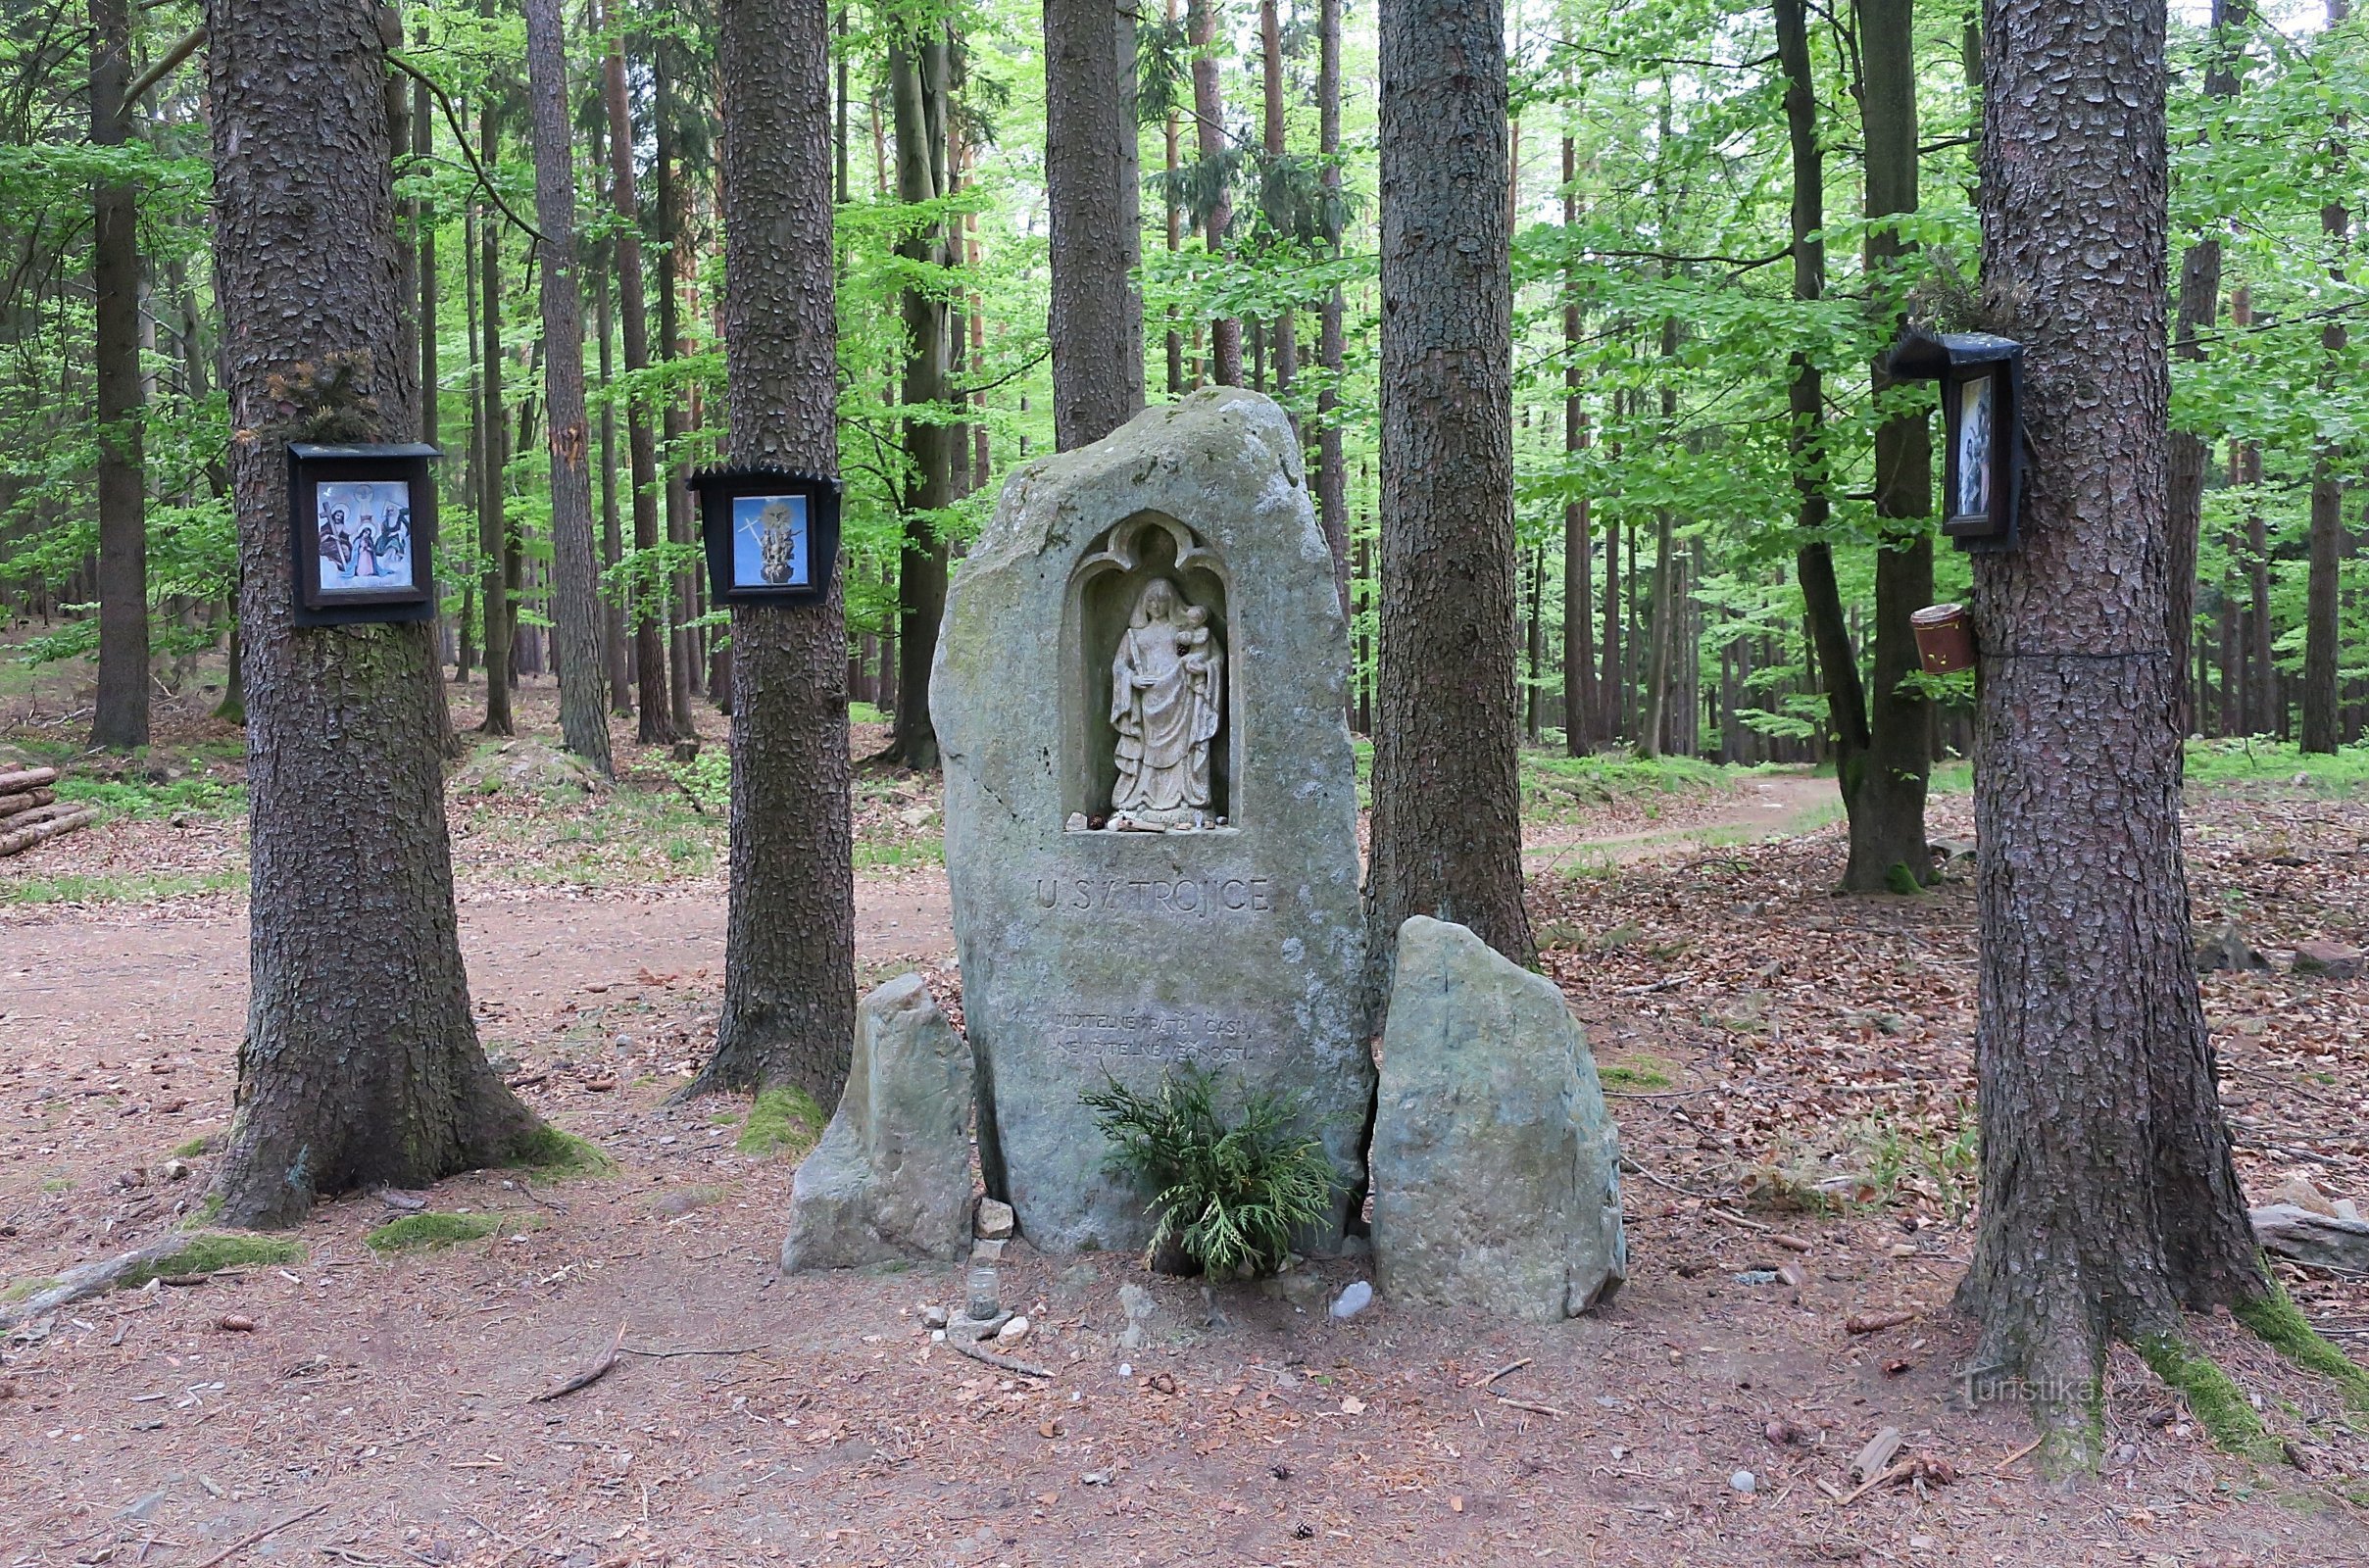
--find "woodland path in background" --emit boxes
[0,770,1840,1039]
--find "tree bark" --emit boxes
[653,59,700,740]
[692,0,857,1104]
[1958,0,2262,1450]
[1259,0,1296,411]
[476,105,515,737]
[1185,0,1241,385]
[882,30,953,770]
[520,0,615,776]
[90,0,150,751]
[205,0,544,1227]
[1314,0,1349,615]
[2166,0,2243,740]
[1045,0,1147,449]
[594,215,631,714]
[1849,0,1937,888]
[1777,0,1873,810]
[603,2,671,746]
[1366,0,1533,987]
[1560,124,1595,755]
[2301,0,2349,754]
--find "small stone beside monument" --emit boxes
[1369,916,1626,1320]
[780,974,975,1273]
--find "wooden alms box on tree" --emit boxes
[1883,329,2024,553]
[691,468,843,607]
[286,443,441,626]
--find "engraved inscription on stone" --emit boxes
[1031,873,1274,918]
[1048,1004,1268,1067]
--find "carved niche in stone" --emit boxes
[1061,514,1233,834]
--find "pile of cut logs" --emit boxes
[0,765,93,858]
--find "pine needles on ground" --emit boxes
[1081,1065,1337,1281]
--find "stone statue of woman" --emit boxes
[1110,577,1223,829]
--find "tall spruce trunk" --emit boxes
[595,230,631,714]
[1314,0,1349,614]
[476,111,515,738]
[2301,0,2350,753]
[1776,0,1872,817]
[1185,0,1241,385]
[521,0,615,776]
[1958,0,2262,1452]
[205,0,544,1226]
[2166,0,2242,738]
[90,0,150,751]
[692,0,857,1103]
[1561,125,1596,755]
[656,62,700,740]
[603,4,671,745]
[883,31,953,769]
[1854,0,1936,889]
[1259,0,1296,411]
[1366,0,1533,987]
[1044,0,1143,449]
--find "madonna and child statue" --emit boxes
[1108,576,1223,831]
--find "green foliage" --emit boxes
[365,1212,502,1253]
[1081,1065,1339,1280]
[738,1086,827,1158]
[121,1233,305,1289]
[2185,739,2369,794]
[55,774,245,819]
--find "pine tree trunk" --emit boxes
[90,0,150,751]
[476,110,515,738]
[595,226,631,715]
[1851,0,1937,888]
[1185,0,1241,385]
[1958,0,2261,1449]
[656,62,700,742]
[1314,0,1349,615]
[520,0,614,775]
[2166,1,2241,740]
[2302,0,2349,754]
[1560,124,1596,756]
[1259,0,1296,415]
[603,5,671,746]
[884,30,952,770]
[1367,0,1533,985]
[693,0,857,1104]
[1045,0,1147,449]
[206,0,543,1226]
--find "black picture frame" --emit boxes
[692,466,843,607]
[286,443,441,626]
[1882,329,2024,553]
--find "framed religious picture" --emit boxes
[692,467,843,606]
[286,443,441,626]
[1883,329,2024,552]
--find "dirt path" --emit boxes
[1523,769,1841,874]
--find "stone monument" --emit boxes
[934,388,1371,1252]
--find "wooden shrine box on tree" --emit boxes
[286,443,440,626]
[1883,329,2025,552]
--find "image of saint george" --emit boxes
[1110,577,1223,830]
[1956,373,1994,519]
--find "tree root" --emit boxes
[2134,1333,2279,1462]
[2234,1283,2369,1412]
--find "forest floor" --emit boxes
[3,657,2368,1567]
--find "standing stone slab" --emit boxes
[780,973,975,1272]
[1371,916,1625,1318]
[934,388,1371,1251]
